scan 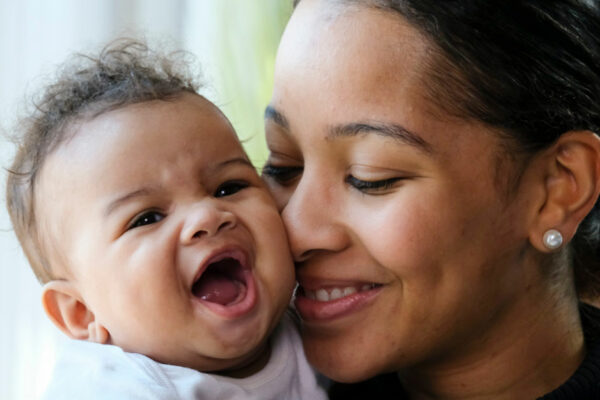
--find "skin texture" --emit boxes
[263,0,599,398]
[38,93,295,374]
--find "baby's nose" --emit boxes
[180,202,237,244]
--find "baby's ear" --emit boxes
[42,280,109,344]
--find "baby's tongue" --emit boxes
[193,269,241,305]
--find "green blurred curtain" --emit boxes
[185,0,293,168]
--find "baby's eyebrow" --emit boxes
[214,157,254,170]
[203,156,255,176]
[104,188,156,217]
[103,159,252,217]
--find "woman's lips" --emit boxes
[294,282,382,321]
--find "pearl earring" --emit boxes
[543,229,563,250]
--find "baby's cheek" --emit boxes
[251,202,295,287]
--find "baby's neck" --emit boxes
[217,341,271,379]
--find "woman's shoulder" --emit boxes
[328,373,408,400]
[536,302,600,399]
[580,302,600,340]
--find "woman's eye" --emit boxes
[262,164,303,185]
[215,180,249,198]
[129,211,164,229]
[346,175,403,193]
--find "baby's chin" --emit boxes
[135,304,285,374]
[147,334,272,376]
[210,340,272,378]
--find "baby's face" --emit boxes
[37,93,295,372]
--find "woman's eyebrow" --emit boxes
[328,122,433,154]
[264,105,289,129]
[265,105,432,154]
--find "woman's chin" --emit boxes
[303,334,391,383]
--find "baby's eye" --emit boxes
[215,180,249,198]
[262,164,302,185]
[346,175,403,194]
[129,211,165,229]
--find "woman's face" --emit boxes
[264,0,535,382]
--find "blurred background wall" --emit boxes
[0,1,292,398]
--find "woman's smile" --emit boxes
[294,280,383,321]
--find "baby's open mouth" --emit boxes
[192,257,248,306]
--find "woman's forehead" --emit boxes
[278,0,428,71]
[274,0,432,117]
[272,0,478,151]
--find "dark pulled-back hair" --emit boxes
[298,0,600,298]
[6,39,199,283]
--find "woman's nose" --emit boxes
[180,201,236,244]
[281,173,349,262]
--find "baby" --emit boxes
[5,40,326,399]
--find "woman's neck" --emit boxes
[400,286,585,400]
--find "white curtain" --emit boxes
[0,1,291,398]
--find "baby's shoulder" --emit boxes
[41,340,182,400]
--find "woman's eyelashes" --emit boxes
[263,162,405,194]
[262,164,303,185]
[346,175,404,194]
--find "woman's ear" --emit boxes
[529,131,600,252]
[41,280,109,344]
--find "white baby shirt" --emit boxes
[42,314,327,400]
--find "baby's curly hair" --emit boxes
[6,39,199,283]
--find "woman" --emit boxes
[262,0,600,398]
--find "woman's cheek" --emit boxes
[357,193,441,275]
[263,181,294,212]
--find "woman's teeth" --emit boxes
[304,284,377,302]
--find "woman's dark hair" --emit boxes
[6,38,199,283]
[298,0,600,298]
